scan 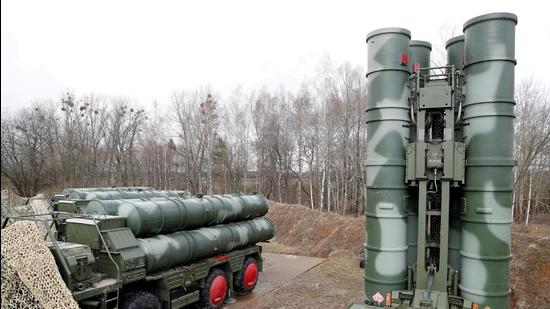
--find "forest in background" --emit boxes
[2,57,549,223]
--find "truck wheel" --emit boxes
[234,256,259,295]
[120,290,160,309]
[200,268,228,308]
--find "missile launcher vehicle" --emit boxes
[3,188,275,308]
[352,12,517,309]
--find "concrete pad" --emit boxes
[225,252,324,308]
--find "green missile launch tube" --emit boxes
[461,12,517,308]
[87,194,269,236]
[138,217,275,273]
[364,27,411,297]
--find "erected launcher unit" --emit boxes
[356,12,517,309]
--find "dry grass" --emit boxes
[510,220,550,309]
[266,202,364,258]
[247,250,364,309]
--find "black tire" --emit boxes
[200,268,228,309]
[120,290,161,309]
[234,256,259,295]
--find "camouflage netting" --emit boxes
[1,190,78,309]
[1,189,29,221]
[1,190,50,221]
[1,221,79,309]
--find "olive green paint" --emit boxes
[138,217,275,272]
[460,12,517,309]
[364,27,410,297]
[406,40,431,269]
[358,11,515,309]
[87,194,269,236]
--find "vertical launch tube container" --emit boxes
[461,13,517,308]
[364,28,411,297]
[446,35,465,273]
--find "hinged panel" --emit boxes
[415,141,427,178]
[453,142,465,183]
[418,85,452,109]
[406,143,416,182]
[426,143,444,170]
[442,141,454,179]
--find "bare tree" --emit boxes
[313,56,367,214]
[172,89,220,193]
[217,86,251,193]
[513,78,550,224]
[1,104,58,196]
[58,92,109,187]
[104,98,146,186]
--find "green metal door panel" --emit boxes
[65,216,129,250]
[58,201,79,213]
[365,27,410,299]
[66,222,102,250]
[419,86,452,109]
[103,228,139,251]
[461,12,517,308]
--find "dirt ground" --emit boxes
[263,201,550,309]
[510,218,550,308]
[265,202,364,257]
[242,250,364,309]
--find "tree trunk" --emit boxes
[526,171,532,226]
[327,167,331,213]
[309,170,314,209]
[320,167,325,211]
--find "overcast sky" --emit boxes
[2,0,549,113]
